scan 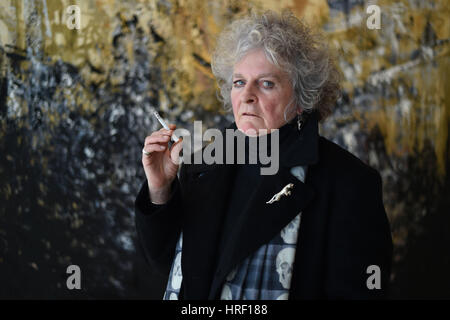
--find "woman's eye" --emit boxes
[262,80,274,88]
[233,80,245,87]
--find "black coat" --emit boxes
[135,112,393,299]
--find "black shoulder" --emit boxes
[317,136,381,184]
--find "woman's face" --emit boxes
[231,48,297,135]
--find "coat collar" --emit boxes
[278,111,319,168]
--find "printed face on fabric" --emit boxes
[280,214,301,244]
[231,48,298,135]
[276,247,296,289]
[171,252,183,290]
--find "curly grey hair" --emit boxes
[211,10,341,121]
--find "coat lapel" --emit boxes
[208,166,315,298]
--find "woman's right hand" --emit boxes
[142,124,183,204]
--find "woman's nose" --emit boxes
[240,85,257,104]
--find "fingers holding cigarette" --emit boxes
[153,111,179,142]
[141,122,183,201]
[142,124,180,157]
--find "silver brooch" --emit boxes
[266,183,294,204]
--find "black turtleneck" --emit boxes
[216,120,298,266]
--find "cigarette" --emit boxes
[153,111,179,142]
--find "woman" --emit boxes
[135,10,393,300]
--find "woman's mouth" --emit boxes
[242,112,258,117]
